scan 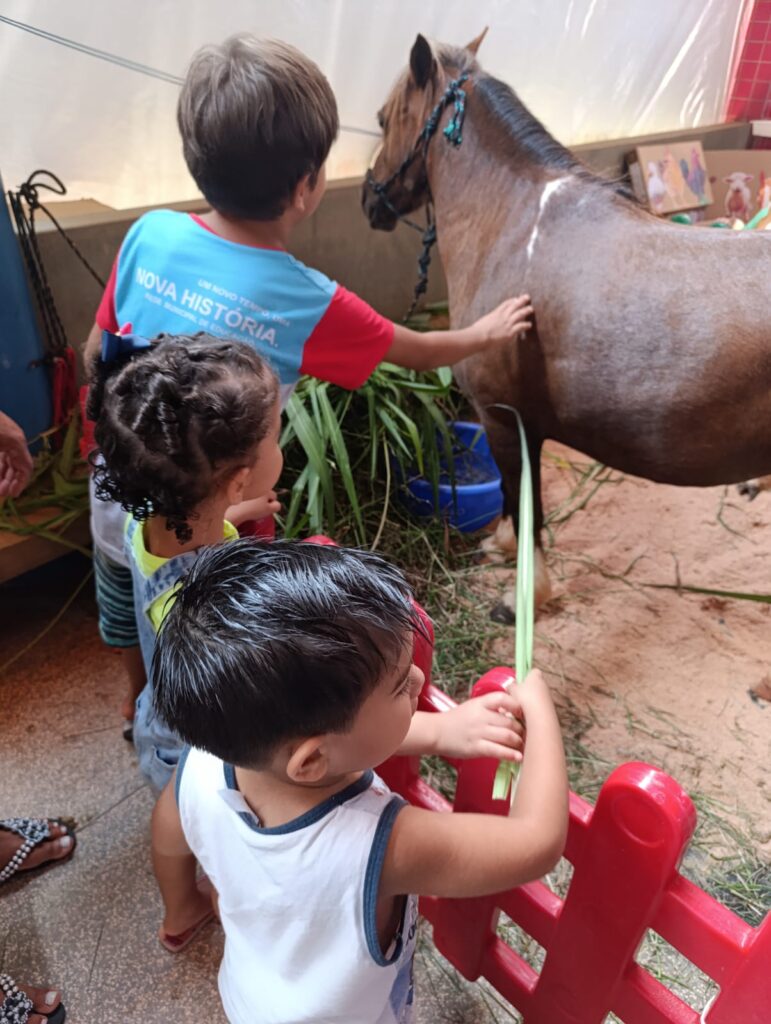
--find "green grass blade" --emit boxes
[514,410,534,682]
[282,463,310,537]
[316,384,364,543]
[377,408,413,462]
[437,366,453,388]
[381,397,424,475]
[307,470,322,533]
[643,582,771,604]
[365,388,379,480]
[493,408,534,803]
[413,391,456,508]
[285,393,335,528]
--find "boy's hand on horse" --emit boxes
[469,295,534,346]
[386,294,533,372]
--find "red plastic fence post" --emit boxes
[528,763,697,1024]
[412,604,435,690]
[428,670,517,980]
[705,911,771,1024]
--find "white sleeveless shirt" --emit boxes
[177,748,418,1024]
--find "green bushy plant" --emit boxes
[279,303,463,545]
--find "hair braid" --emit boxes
[91,333,278,542]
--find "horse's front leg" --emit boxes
[480,418,551,617]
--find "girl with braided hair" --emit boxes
[88,330,283,795]
[89,330,531,958]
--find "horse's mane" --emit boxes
[437,44,635,201]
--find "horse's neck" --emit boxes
[427,118,564,319]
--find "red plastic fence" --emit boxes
[379,667,771,1024]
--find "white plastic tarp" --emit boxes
[0,0,747,210]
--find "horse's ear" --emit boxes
[409,34,436,90]
[465,27,489,55]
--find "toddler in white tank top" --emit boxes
[151,541,568,1023]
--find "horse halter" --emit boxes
[366,72,470,319]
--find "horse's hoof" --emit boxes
[478,548,510,566]
[478,534,513,565]
[490,601,516,625]
[737,480,760,501]
[534,576,553,608]
[477,517,518,565]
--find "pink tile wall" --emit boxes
[725,0,771,138]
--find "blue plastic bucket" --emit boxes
[398,421,503,532]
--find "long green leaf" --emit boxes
[282,463,311,537]
[285,395,335,527]
[307,470,322,533]
[413,392,456,508]
[493,408,534,803]
[437,366,453,388]
[365,388,379,481]
[642,582,771,604]
[381,397,424,474]
[377,408,413,462]
[317,384,364,542]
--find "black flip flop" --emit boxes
[45,1001,66,1024]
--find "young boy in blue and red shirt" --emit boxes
[83,34,534,744]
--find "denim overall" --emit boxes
[126,517,199,792]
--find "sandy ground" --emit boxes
[482,442,771,858]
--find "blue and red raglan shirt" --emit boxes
[96,210,395,404]
[88,209,395,565]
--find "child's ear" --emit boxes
[225,465,251,507]
[286,737,330,785]
[291,173,315,215]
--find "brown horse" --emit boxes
[362,32,771,608]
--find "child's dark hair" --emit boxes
[88,334,278,543]
[178,35,339,220]
[152,539,425,768]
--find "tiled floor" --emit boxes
[0,554,513,1024]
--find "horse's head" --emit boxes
[362,31,486,230]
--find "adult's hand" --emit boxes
[0,410,34,498]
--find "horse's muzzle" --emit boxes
[361,176,398,231]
